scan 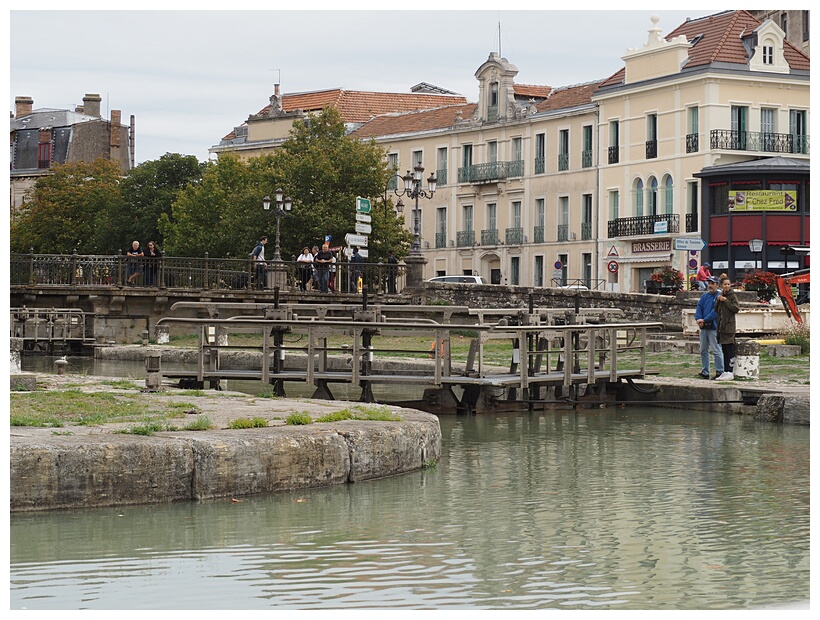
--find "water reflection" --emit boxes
[10,408,809,610]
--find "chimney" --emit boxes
[110,110,122,147]
[15,96,34,118]
[83,93,102,118]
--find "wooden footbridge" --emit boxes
[155,298,661,414]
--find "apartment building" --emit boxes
[10,93,134,213]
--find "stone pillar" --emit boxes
[155,325,170,344]
[403,254,428,289]
[734,339,760,380]
[10,337,22,373]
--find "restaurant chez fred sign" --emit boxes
[632,240,671,253]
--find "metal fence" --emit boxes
[10,252,407,294]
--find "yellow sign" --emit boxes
[729,190,796,211]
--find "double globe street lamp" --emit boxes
[263,188,292,262]
[387,164,436,256]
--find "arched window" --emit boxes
[648,176,658,215]
[634,179,644,217]
[663,174,674,214]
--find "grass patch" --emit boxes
[315,405,401,423]
[227,416,268,429]
[175,389,207,397]
[257,387,281,399]
[285,412,313,425]
[101,379,139,390]
[117,420,178,436]
[184,416,215,431]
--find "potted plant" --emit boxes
[742,270,778,303]
[649,266,684,295]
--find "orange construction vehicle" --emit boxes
[774,268,810,323]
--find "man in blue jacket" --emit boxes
[694,276,725,379]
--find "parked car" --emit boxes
[427,275,486,284]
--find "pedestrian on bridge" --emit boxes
[126,240,143,285]
[313,243,334,293]
[251,236,268,290]
[296,247,313,292]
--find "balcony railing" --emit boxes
[607,214,680,238]
[582,149,592,168]
[532,225,544,244]
[481,229,499,245]
[686,212,698,233]
[558,153,568,171]
[505,227,524,245]
[710,129,810,155]
[458,160,524,184]
[487,104,498,122]
[608,145,619,164]
[435,232,447,249]
[557,224,569,242]
[646,140,657,159]
[686,133,699,153]
[436,168,447,186]
[534,156,545,175]
[456,230,474,247]
[581,222,592,240]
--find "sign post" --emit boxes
[673,237,707,251]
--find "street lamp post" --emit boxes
[388,164,436,256]
[749,238,764,269]
[263,188,292,262]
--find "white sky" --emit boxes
[9,5,716,165]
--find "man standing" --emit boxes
[126,240,144,285]
[350,247,364,292]
[695,276,725,379]
[313,242,334,293]
[715,277,740,381]
[251,236,267,289]
[695,262,712,291]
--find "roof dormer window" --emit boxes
[762,45,774,64]
[488,82,499,122]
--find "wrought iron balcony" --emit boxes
[581,222,592,240]
[505,227,524,245]
[646,140,657,159]
[710,129,810,155]
[458,160,524,184]
[435,232,447,249]
[487,104,498,123]
[582,149,593,168]
[686,212,698,233]
[557,224,569,242]
[456,230,474,247]
[532,226,544,244]
[481,229,499,245]
[558,153,569,171]
[534,157,545,175]
[686,133,699,153]
[608,145,619,164]
[436,168,447,186]
[607,214,680,238]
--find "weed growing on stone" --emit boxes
[102,379,139,390]
[285,412,313,425]
[176,389,207,397]
[184,416,215,431]
[315,405,401,423]
[228,417,268,429]
[422,459,438,470]
[118,420,177,436]
[257,387,281,399]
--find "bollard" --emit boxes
[734,339,760,380]
[145,354,162,391]
[155,325,170,344]
[141,329,149,346]
[54,357,68,375]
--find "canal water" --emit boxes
[10,359,811,609]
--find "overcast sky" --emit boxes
[9,6,712,165]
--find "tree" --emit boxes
[107,153,204,252]
[10,159,124,254]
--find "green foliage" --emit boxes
[315,405,401,422]
[286,412,313,425]
[184,416,215,430]
[227,416,268,429]
[10,159,125,253]
[649,266,684,289]
[781,321,810,354]
[102,379,139,390]
[118,420,177,436]
[422,459,438,470]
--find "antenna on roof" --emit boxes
[498,17,502,57]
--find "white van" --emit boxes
[427,275,486,284]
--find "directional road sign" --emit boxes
[356,197,371,214]
[355,213,372,223]
[345,233,368,247]
[355,222,372,234]
[673,237,707,251]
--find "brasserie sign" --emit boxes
[632,240,671,253]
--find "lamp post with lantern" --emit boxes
[387,164,437,257]
[263,188,292,263]
[748,238,764,270]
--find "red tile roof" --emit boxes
[350,104,478,139]
[257,89,468,124]
[513,84,552,98]
[534,80,603,113]
[598,10,810,89]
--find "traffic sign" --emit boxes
[356,197,371,214]
[344,233,368,247]
[607,260,619,274]
[355,222,372,234]
[673,237,707,251]
[356,213,372,223]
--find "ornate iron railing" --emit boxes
[686,133,699,153]
[532,226,544,244]
[458,160,524,184]
[582,149,593,168]
[9,252,408,294]
[686,212,698,233]
[608,145,619,164]
[456,230,474,247]
[646,140,657,159]
[534,157,545,175]
[481,229,499,245]
[558,153,569,171]
[710,129,810,155]
[436,168,447,186]
[557,224,569,242]
[581,222,593,240]
[607,214,680,238]
[505,227,524,245]
[435,232,447,249]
